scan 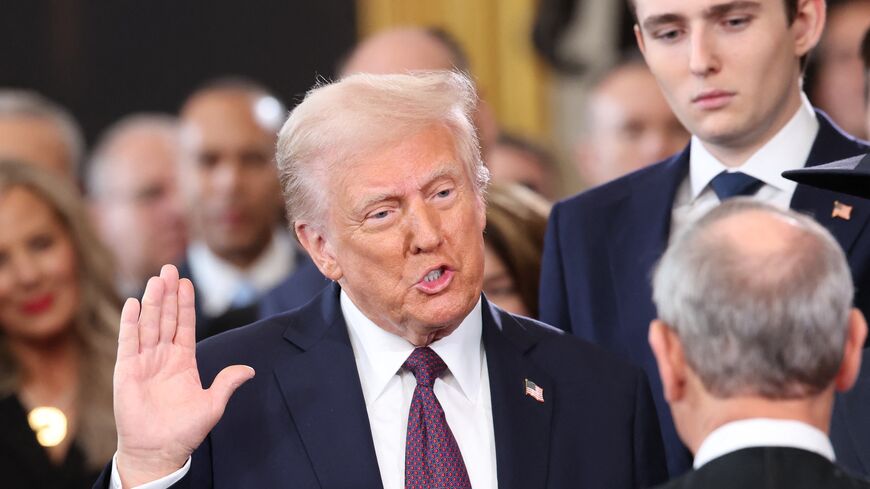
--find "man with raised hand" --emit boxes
[98,72,667,489]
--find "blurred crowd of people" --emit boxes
[4,0,870,487]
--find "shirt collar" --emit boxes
[693,418,835,469]
[342,290,484,404]
[187,229,296,316]
[689,93,819,201]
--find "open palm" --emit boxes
[113,265,254,487]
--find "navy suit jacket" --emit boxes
[832,348,870,478]
[540,112,870,476]
[96,283,668,489]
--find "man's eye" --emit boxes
[370,210,391,220]
[436,189,452,198]
[654,29,682,42]
[723,16,751,29]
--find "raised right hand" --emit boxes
[113,265,255,487]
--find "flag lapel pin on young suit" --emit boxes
[524,378,544,403]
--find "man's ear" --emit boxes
[792,0,826,59]
[649,319,688,403]
[295,221,342,281]
[634,24,646,56]
[834,308,868,392]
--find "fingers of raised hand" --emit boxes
[138,276,165,349]
[158,265,180,345]
[118,298,141,359]
[175,278,197,348]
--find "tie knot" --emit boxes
[709,171,764,201]
[403,347,447,387]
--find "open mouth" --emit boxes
[423,268,444,283]
[417,266,454,294]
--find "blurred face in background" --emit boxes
[575,63,688,187]
[811,0,870,139]
[92,126,187,291]
[0,187,79,345]
[482,245,527,316]
[487,142,554,200]
[0,116,73,177]
[180,90,283,267]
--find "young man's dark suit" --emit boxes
[94,283,668,489]
[832,349,870,478]
[539,112,870,475]
[653,447,870,489]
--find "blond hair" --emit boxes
[0,160,119,469]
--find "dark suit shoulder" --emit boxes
[556,150,687,213]
[492,306,647,387]
[194,297,326,383]
[655,447,870,489]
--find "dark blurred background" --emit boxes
[0,0,357,144]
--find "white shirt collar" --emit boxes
[689,93,819,201]
[187,228,296,316]
[342,290,484,404]
[693,418,835,469]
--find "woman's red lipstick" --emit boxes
[21,294,54,315]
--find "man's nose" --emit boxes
[688,28,721,77]
[408,201,443,254]
[212,160,243,194]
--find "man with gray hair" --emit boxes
[648,199,868,488]
[0,89,84,179]
[86,114,189,298]
[94,71,667,489]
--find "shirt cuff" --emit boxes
[109,453,191,489]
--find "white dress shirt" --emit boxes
[693,418,835,469]
[186,228,296,316]
[670,93,819,237]
[343,291,497,489]
[110,291,497,489]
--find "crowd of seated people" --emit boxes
[5,1,870,486]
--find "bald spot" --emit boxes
[705,209,808,271]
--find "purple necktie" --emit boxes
[403,347,472,489]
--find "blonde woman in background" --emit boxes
[483,183,551,318]
[0,160,119,488]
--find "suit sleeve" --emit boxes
[632,369,669,488]
[539,202,572,332]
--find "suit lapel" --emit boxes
[790,113,870,254]
[483,299,554,489]
[272,284,384,489]
[608,150,690,352]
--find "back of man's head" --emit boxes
[0,89,84,180]
[655,200,853,398]
[650,200,866,449]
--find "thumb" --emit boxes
[208,365,255,414]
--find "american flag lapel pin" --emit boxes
[524,378,544,403]
[832,201,853,221]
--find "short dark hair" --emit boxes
[863,26,870,71]
[862,27,870,105]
